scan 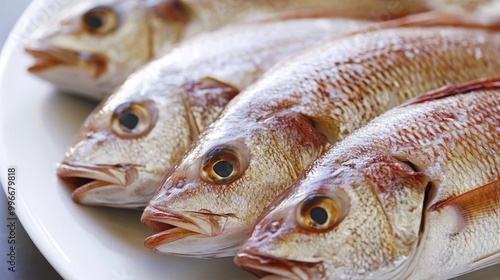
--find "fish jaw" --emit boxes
[56,162,148,208]
[142,205,241,257]
[235,252,323,280]
[25,42,113,99]
[25,44,108,79]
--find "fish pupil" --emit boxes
[310,207,328,225]
[213,161,233,178]
[119,113,139,131]
[84,12,104,30]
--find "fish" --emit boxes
[141,26,500,258]
[56,17,374,208]
[234,77,500,280]
[24,0,431,100]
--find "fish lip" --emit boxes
[56,162,138,204]
[25,44,108,78]
[234,252,321,280]
[142,206,233,251]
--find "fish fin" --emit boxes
[400,77,500,107]
[376,11,500,30]
[431,179,500,230]
[152,0,190,22]
[458,251,500,276]
[473,252,500,271]
[253,10,379,23]
[335,11,500,41]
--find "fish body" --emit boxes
[56,17,373,208]
[235,78,500,280]
[141,26,500,257]
[25,0,431,99]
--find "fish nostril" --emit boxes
[269,221,281,233]
[174,177,187,189]
[251,220,282,243]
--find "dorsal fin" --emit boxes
[333,11,500,42]
[431,179,500,229]
[400,77,500,107]
[253,10,375,24]
[375,11,500,31]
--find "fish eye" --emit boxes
[201,147,243,184]
[119,112,139,131]
[82,7,120,35]
[310,206,328,225]
[111,101,158,138]
[297,195,347,231]
[213,160,234,178]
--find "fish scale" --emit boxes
[403,92,499,279]
[389,97,500,196]
[142,26,500,258]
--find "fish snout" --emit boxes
[25,42,108,78]
[56,162,140,207]
[142,206,235,256]
[25,43,70,73]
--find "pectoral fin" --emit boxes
[431,179,500,231]
[454,251,500,277]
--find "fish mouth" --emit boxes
[56,162,138,205]
[142,206,233,255]
[25,44,107,78]
[234,252,322,280]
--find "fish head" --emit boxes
[142,108,331,257]
[25,0,189,98]
[235,153,430,279]
[56,58,233,208]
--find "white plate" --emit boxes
[0,1,498,280]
